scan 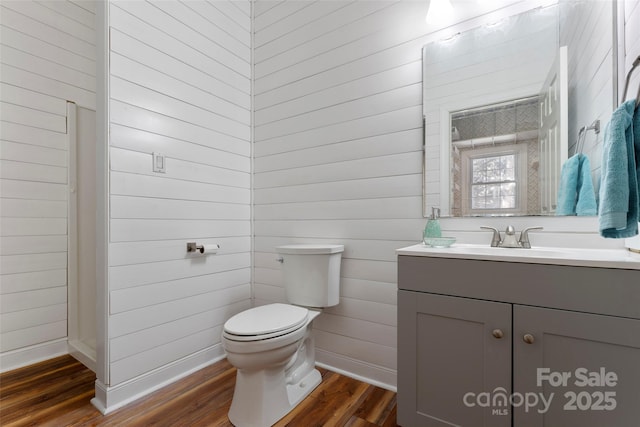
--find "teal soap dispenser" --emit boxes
[423,207,442,243]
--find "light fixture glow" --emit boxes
[426,0,454,24]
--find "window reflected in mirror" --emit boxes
[451,97,539,216]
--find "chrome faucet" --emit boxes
[480,226,502,247]
[480,226,543,248]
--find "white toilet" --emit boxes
[222,244,344,427]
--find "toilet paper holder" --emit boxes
[186,242,220,254]
[187,242,204,253]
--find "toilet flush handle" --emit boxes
[276,256,284,263]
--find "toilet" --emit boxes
[222,244,344,427]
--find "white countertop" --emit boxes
[397,243,640,270]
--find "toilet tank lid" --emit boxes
[276,244,344,254]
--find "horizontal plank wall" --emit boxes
[560,0,614,198]
[104,0,251,398]
[0,0,96,371]
[253,0,432,389]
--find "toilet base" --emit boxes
[286,367,322,412]
[228,366,321,427]
[224,310,323,426]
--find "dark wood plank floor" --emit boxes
[0,355,397,427]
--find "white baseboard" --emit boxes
[92,344,226,414]
[0,339,69,373]
[68,340,97,373]
[315,348,397,392]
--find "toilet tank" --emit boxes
[276,244,344,308]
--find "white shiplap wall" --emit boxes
[0,0,96,370]
[560,0,615,197]
[254,0,434,388]
[105,0,252,388]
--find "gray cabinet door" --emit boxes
[398,291,512,427]
[514,305,640,427]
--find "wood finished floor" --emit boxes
[0,355,397,427]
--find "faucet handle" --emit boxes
[519,226,543,249]
[480,226,502,247]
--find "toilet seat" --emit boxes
[223,303,309,342]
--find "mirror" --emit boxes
[423,1,616,217]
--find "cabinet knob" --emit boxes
[492,329,504,339]
[523,333,535,344]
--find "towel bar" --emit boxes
[620,55,640,107]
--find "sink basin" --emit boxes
[396,243,640,270]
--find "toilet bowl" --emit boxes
[223,304,321,427]
[222,244,343,427]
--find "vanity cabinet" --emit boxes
[397,255,640,427]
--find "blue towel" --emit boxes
[556,154,597,216]
[598,100,640,238]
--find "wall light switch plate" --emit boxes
[152,152,166,173]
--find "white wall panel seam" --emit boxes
[35,1,95,29]
[109,147,250,188]
[108,285,251,337]
[210,1,251,32]
[183,2,250,47]
[254,60,421,123]
[254,133,421,171]
[254,106,422,148]
[109,269,251,311]
[108,5,250,94]
[109,175,251,203]
[253,1,355,51]
[109,53,250,122]
[149,1,250,64]
[108,28,249,105]
[254,2,405,76]
[254,123,422,158]
[0,83,68,116]
[254,82,421,131]
[109,279,252,318]
[228,0,251,18]
[0,5,96,53]
[0,64,95,109]
[109,111,251,160]
[254,1,316,33]
[110,1,249,79]
[1,1,95,44]
[254,103,421,142]
[254,32,426,96]
[253,0,282,19]
[0,26,96,75]
[1,44,96,89]
[109,76,250,141]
